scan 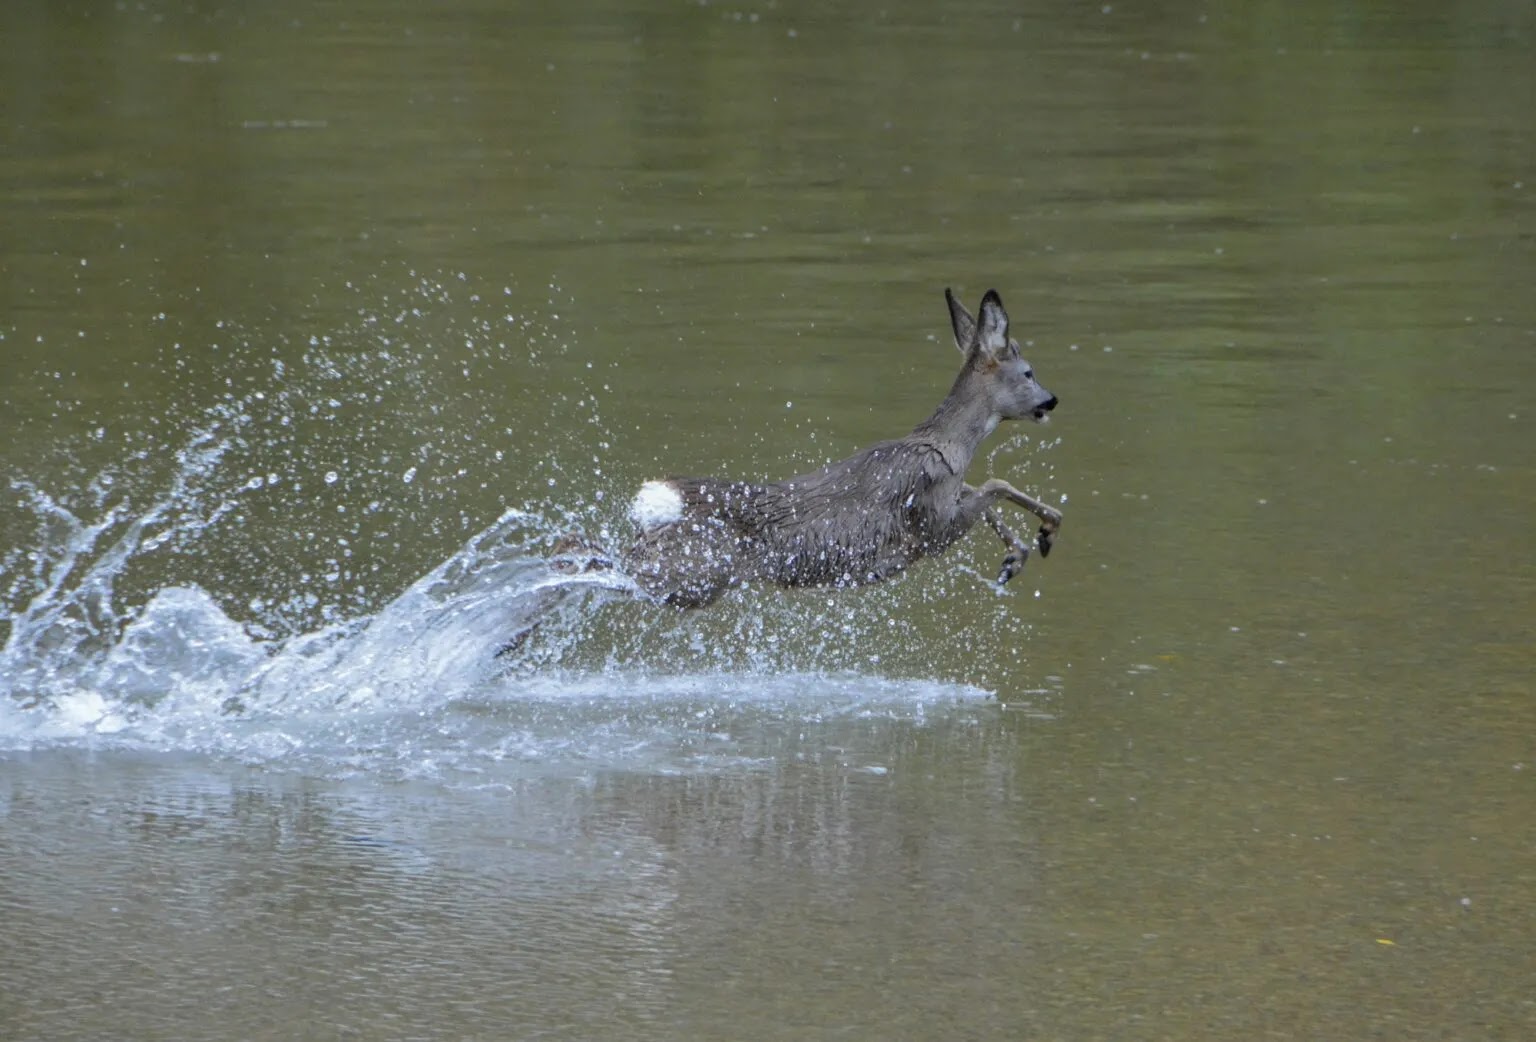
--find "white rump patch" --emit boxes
[630,480,684,530]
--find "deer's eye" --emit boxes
[1023,369,1034,381]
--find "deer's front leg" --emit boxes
[983,508,1031,585]
[979,478,1063,557]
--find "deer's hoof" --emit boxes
[997,549,1028,585]
[1037,527,1054,558]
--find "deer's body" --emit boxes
[618,288,1063,609]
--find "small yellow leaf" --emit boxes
[1376,938,1396,946]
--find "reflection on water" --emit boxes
[3,0,1535,1038]
[2,719,1033,1040]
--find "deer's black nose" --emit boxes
[1042,395,1058,412]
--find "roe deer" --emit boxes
[613,288,1064,609]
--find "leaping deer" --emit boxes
[606,287,1063,608]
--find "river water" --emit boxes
[3,1,1533,1039]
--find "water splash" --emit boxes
[2,431,236,704]
[5,454,605,714]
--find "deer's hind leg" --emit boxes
[622,519,742,609]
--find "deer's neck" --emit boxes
[909,373,998,476]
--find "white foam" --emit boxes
[630,480,684,530]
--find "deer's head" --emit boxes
[945,288,1058,425]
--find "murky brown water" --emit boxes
[3,1,1534,1039]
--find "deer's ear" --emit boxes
[976,289,1010,358]
[944,288,976,354]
